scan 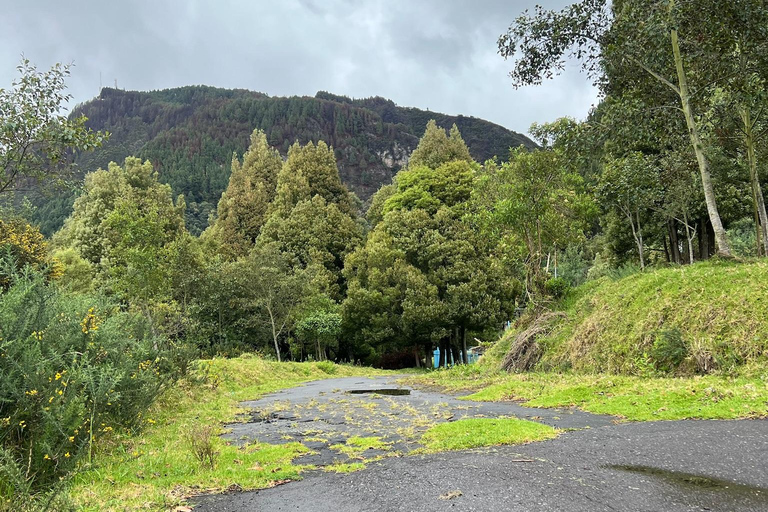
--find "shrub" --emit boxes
[650,328,688,373]
[586,253,612,281]
[185,424,218,469]
[0,262,187,509]
[544,276,570,299]
[50,248,93,293]
[0,220,47,288]
[315,360,338,375]
[556,245,591,287]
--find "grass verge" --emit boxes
[70,356,387,511]
[405,369,768,421]
[419,418,558,452]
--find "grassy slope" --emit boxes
[71,357,387,511]
[541,260,768,374]
[405,260,768,421]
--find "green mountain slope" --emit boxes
[33,86,534,235]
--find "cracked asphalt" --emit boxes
[193,376,768,511]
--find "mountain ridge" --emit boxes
[36,86,536,234]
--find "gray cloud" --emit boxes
[0,0,598,136]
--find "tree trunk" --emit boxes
[414,346,421,368]
[425,343,433,369]
[668,219,681,264]
[699,218,711,260]
[553,247,558,278]
[740,106,768,256]
[683,212,695,265]
[670,26,731,257]
[625,207,644,269]
[453,327,462,365]
[460,324,468,364]
[451,344,460,367]
[663,236,671,263]
[637,212,645,269]
[267,305,281,362]
[438,339,446,368]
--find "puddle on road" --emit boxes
[347,388,411,396]
[607,464,768,505]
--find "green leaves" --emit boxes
[474,146,594,297]
[343,122,517,359]
[408,120,473,169]
[56,157,186,314]
[0,59,107,195]
[498,0,610,87]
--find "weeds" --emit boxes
[185,425,218,469]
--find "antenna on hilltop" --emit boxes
[114,78,118,90]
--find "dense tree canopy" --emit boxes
[203,129,282,259]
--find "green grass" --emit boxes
[468,373,768,421]
[401,260,768,422]
[329,435,392,459]
[539,260,768,374]
[322,462,367,473]
[70,356,388,511]
[406,369,768,421]
[419,418,558,452]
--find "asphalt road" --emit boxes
[193,376,768,512]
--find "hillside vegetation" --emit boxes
[404,261,768,422]
[31,86,534,235]
[534,260,768,375]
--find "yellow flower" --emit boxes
[68,436,75,443]
[18,420,26,428]
[55,372,62,381]
[57,389,63,396]
[44,454,51,460]
[25,389,38,396]
[64,452,70,458]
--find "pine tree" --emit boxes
[408,120,472,169]
[270,141,354,216]
[205,129,283,259]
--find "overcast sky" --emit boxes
[0,0,599,136]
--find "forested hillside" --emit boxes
[32,86,533,234]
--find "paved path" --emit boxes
[194,376,768,511]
